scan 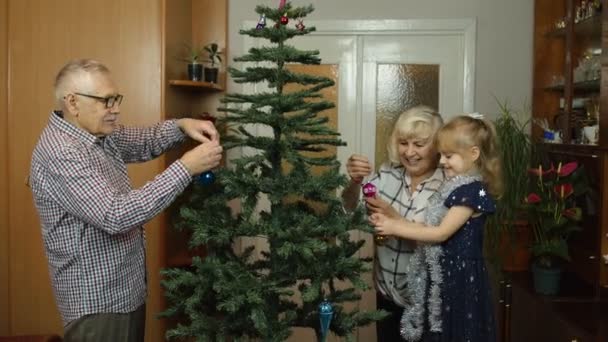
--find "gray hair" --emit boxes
[54,59,110,104]
[386,105,443,164]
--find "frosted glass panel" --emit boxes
[376,64,439,167]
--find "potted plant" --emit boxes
[525,161,588,295]
[486,100,535,272]
[203,43,222,83]
[179,42,205,81]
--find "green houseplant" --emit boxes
[203,42,222,83]
[179,42,205,81]
[525,161,588,294]
[487,100,535,271]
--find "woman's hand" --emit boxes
[346,154,372,183]
[364,196,400,219]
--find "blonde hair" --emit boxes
[437,115,503,197]
[54,59,111,104]
[387,105,443,164]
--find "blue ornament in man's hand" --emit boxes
[195,170,215,185]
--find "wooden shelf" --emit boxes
[545,14,602,38]
[544,79,600,92]
[169,79,224,91]
[575,14,603,37]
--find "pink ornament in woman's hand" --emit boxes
[362,182,377,198]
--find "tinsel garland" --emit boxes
[399,175,482,341]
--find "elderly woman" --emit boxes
[342,105,445,341]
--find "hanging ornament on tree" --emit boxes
[280,13,289,25]
[318,300,334,342]
[362,182,386,245]
[255,14,266,29]
[195,170,215,185]
[295,19,305,31]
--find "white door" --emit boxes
[360,32,471,167]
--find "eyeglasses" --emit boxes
[74,92,124,108]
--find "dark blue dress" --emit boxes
[440,179,496,342]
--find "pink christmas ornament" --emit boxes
[362,182,377,198]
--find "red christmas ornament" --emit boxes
[280,14,289,25]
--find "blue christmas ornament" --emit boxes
[318,300,333,341]
[195,170,215,185]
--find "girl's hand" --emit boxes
[369,213,399,236]
[364,196,400,219]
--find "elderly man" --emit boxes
[30,59,223,342]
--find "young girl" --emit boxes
[370,114,502,342]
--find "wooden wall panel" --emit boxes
[191,0,228,112]
[7,0,164,339]
[0,0,9,336]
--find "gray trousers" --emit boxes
[63,304,145,342]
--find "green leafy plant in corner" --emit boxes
[204,43,223,67]
[178,42,205,64]
[486,99,535,266]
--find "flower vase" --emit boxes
[531,262,561,295]
[499,220,532,271]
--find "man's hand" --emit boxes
[180,140,223,176]
[177,118,219,143]
[346,154,372,183]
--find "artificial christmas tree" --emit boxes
[161,2,385,341]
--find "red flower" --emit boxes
[554,183,574,198]
[528,164,555,176]
[526,193,542,203]
[557,162,577,177]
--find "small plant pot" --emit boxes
[204,67,219,83]
[531,262,561,295]
[188,63,203,81]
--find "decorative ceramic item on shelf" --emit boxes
[583,124,599,145]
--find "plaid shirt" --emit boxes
[30,111,192,326]
[368,163,445,307]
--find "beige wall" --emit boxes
[229,0,534,118]
[2,0,165,340]
[0,0,9,335]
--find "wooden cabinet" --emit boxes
[507,272,608,342]
[533,0,608,290]
[511,1,608,340]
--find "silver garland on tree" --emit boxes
[400,174,482,341]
